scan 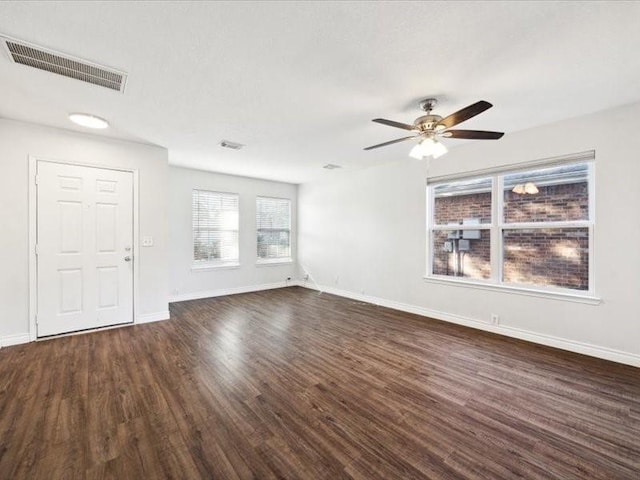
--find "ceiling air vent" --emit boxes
[220,140,244,150]
[1,35,127,92]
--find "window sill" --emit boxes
[191,263,241,272]
[422,276,601,305]
[255,259,293,267]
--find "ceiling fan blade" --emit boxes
[436,101,493,129]
[442,129,504,140]
[364,135,419,150]
[372,118,417,131]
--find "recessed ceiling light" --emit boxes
[68,113,109,129]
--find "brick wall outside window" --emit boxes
[433,191,491,280]
[432,182,588,289]
[503,183,588,223]
[433,229,491,279]
[503,227,588,290]
[434,192,492,224]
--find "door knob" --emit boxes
[124,256,132,262]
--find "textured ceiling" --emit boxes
[1,1,639,183]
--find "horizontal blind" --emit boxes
[427,150,595,185]
[256,197,291,260]
[192,190,239,264]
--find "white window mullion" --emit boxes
[588,161,596,295]
[494,174,503,285]
[588,223,595,295]
[431,225,493,231]
[426,184,433,276]
[501,221,591,230]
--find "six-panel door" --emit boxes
[36,161,134,337]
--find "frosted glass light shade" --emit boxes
[524,182,539,194]
[512,182,539,195]
[409,142,426,160]
[409,137,448,159]
[431,140,448,158]
[69,113,109,129]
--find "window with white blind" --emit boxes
[256,196,292,263]
[192,190,239,266]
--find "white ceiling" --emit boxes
[1,1,639,184]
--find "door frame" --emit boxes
[28,156,140,340]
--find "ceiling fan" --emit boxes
[364,99,504,159]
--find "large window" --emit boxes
[427,159,593,294]
[192,190,239,266]
[256,196,291,263]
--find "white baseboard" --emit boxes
[136,310,171,324]
[0,333,31,348]
[299,283,640,368]
[0,315,171,346]
[169,281,292,303]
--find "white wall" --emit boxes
[169,166,297,301]
[298,101,640,366]
[0,119,170,345]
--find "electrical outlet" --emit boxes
[142,236,154,247]
[491,313,500,325]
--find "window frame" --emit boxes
[425,156,596,301]
[429,175,494,281]
[191,189,240,269]
[256,195,293,265]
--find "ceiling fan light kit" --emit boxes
[365,98,504,159]
[409,137,448,160]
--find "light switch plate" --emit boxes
[142,236,154,247]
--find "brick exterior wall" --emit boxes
[504,183,588,223]
[503,228,588,290]
[432,229,491,279]
[434,192,492,224]
[432,191,492,279]
[432,182,588,290]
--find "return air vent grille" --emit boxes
[220,140,245,150]
[2,37,127,92]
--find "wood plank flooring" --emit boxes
[0,286,639,479]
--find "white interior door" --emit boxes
[36,161,134,337]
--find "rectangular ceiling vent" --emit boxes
[1,35,127,92]
[220,140,245,150]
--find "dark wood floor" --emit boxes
[1,287,639,479]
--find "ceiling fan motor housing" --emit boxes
[414,114,443,131]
